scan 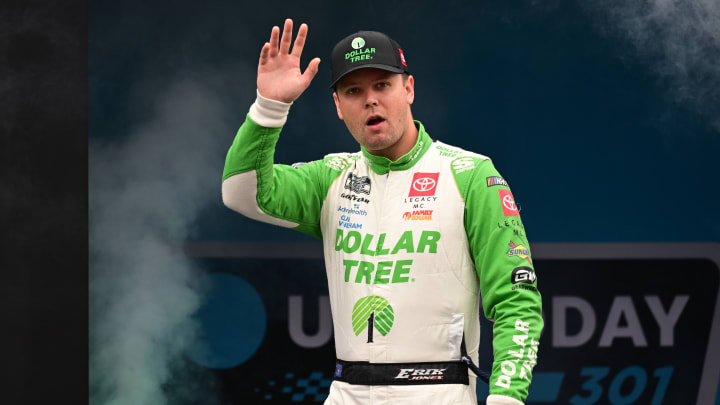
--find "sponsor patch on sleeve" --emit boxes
[507,241,531,264]
[451,157,476,173]
[511,266,536,284]
[507,241,532,264]
[498,189,519,217]
[486,176,508,187]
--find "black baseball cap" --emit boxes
[330,30,409,89]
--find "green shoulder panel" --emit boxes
[451,156,544,402]
[222,115,349,238]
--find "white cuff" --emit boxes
[248,90,293,128]
[486,394,523,405]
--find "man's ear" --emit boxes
[333,92,344,120]
[405,75,415,105]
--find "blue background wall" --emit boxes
[89,0,720,244]
[88,1,720,404]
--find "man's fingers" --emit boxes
[259,42,270,66]
[269,26,280,57]
[279,18,293,54]
[292,23,308,57]
[302,57,321,85]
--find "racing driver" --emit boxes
[221,18,543,405]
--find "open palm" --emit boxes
[257,19,321,103]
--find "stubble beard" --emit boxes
[362,122,402,154]
[362,112,410,153]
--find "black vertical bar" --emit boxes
[367,312,374,343]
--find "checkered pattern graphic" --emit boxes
[284,371,332,402]
[253,371,333,402]
[254,371,333,402]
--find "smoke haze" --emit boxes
[89,74,236,404]
[585,0,720,131]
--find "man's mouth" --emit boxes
[366,114,386,129]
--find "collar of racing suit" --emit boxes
[360,120,433,175]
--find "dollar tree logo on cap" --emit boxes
[351,37,365,49]
[345,37,375,63]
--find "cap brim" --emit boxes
[330,64,406,89]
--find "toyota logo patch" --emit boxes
[408,172,440,197]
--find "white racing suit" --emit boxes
[222,93,543,405]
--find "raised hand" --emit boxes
[257,19,321,103]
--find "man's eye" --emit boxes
[377,82,389,88]
[346,88,359,95]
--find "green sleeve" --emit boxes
[222,115,347,238]
[452,156,543,402]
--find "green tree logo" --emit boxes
[351,37,365,50]
[352,296,394,343]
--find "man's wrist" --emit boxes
[486,394,523,405]
[248,89,293,128]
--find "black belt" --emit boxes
[333,337,491,386]
[333,359,470,385]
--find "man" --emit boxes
[222,19,542,405]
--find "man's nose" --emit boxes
[364,91,379,107]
